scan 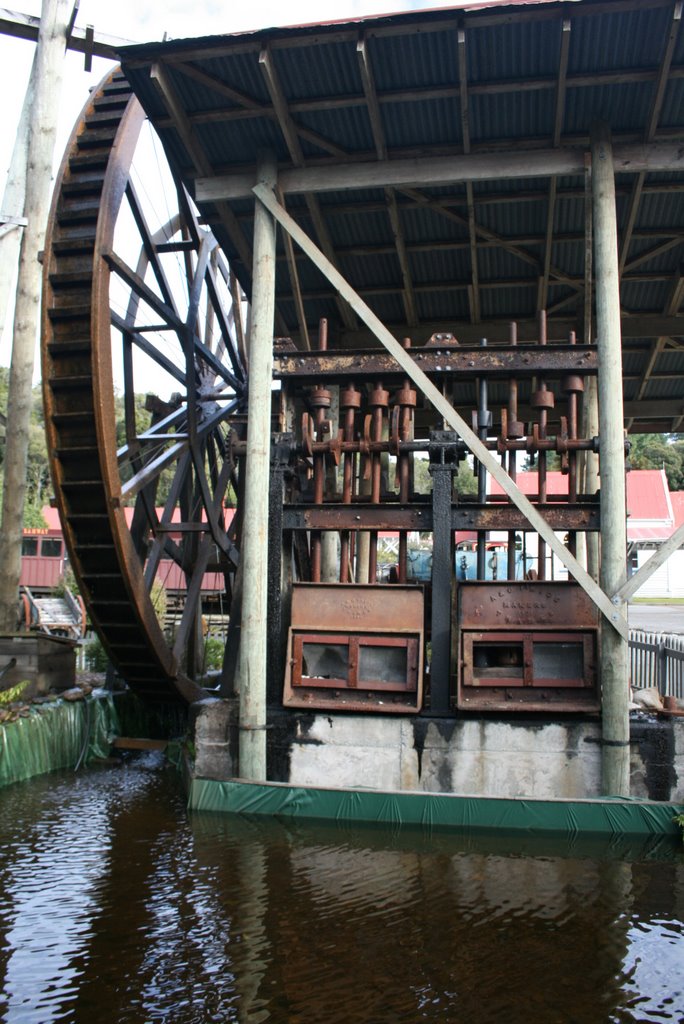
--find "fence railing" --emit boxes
[629,629,684,699]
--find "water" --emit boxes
[0,756,682,1024]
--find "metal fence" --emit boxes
[629,630,684,699]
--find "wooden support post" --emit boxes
[236,152,277,781]
[591,122,630,797]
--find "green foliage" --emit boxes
[674,812,684,844]
[52,567,78,598]
[0,680,31,705]
[150,578,167,625]
[412,455,478,496]
[83,634,110,673]
[0,372,53,525]
[628,434,684,492]
[201,635,225,672]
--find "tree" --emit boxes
[627,433,684,492]
[0,0,70,631]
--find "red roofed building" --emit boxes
[489,469,683,595]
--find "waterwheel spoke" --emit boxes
[112,314,188,387]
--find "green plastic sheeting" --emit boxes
[0,694,119,787]
[189,778,684,837]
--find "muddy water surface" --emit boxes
[0,755,682,1023]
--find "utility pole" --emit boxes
[0,0,71,632]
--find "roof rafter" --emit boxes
[457,27,480,324]
[357,34,418,327]
[618,1,683,276]
[258,44,357,332]
[539,18,571,313]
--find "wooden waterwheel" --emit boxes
[42,69,248,703]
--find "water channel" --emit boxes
[0,754,682,1024]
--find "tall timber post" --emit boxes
[236,152,277,780]
[591,122,630,797]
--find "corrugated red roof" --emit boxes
[670,492,684,529]
[488,469,678,543]
[625,469,672,524]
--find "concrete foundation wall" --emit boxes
[191,702,684,802]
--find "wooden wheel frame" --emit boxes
[42,69,248,703]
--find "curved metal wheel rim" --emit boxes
[42,68,247,703]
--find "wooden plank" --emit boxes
[112,737,168,750]
[617,522,684,602]
[254,183,628,640]
[197,143,684,202]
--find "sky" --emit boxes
[0,0,453,188]
[0,0,461,369]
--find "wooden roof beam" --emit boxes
[150,65,684,129]
[618,1,682,276]
[539,19,571,313]
[357,35,418,328]
[196,143,684,201]
[258,44,357,332]
[149,62,255,290]
[457,28,480,325]
[628,267,684,431]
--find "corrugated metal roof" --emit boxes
[118,0,684,432]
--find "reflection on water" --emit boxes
[0,755,682,1024]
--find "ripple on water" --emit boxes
[0,761,682,1024]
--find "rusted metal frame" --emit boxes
[256,183,627,639]
[258,44,356,334]
[283,503,599,531]
[456,28,481,325]
[273,345,598,379]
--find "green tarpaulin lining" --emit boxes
[189,778,684,836]
[0,694,120,787]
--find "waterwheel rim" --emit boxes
[42,68,247,704]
